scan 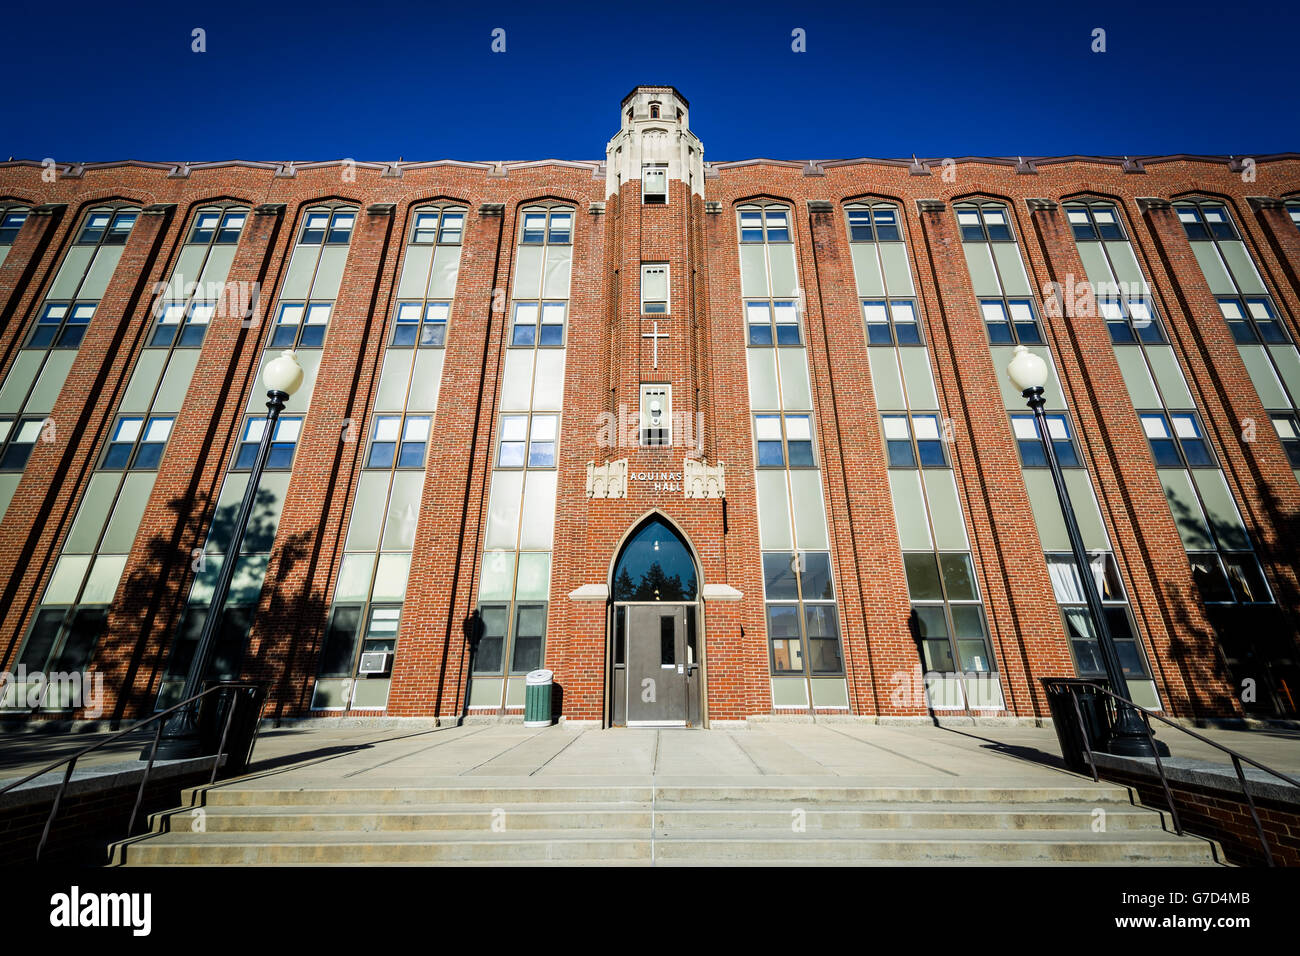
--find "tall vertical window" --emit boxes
[1064,201,1164,344]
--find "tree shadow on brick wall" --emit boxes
[1160,488,1300,718]
[109,487,330,725]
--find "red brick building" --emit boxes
[2,86,1298,727]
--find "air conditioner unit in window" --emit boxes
[358,652,390,675]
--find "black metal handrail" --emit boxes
[0,681,264,861]
[1044,677,1300,866]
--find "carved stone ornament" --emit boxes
[683,458,725,499]
[587,458,628,499]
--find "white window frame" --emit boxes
[641,262,669,314]
[642,164,667,204]
[639,384,672,447]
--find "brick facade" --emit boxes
[1,89,1298,726]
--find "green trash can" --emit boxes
[524,669,553,727]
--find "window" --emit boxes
[905,551,994,673]
[955,203,1013,242]
[649,102,661,119]
[1139,412,1214,468]
[496,413,558,468]
[883,414,947,468]
[27,301,95,349]
[1272,413,1300,466]
[755,413,813,467]
[1176,203,1237,241]
[980,298,1042,344]
[0,418,44,470]
[366,415,431,469]
[762,551,843,676]
[1045,551,1149,678]
[234,415,303,470]
[1288,201,1300,233]
[299,208,355,245]
[189,208,247,245]
[862,299,921,345]
[1011,413,1080,467]
[150,300,214,348]
[1188,551,1271,604]
[1216,296,1288,344]
[1065,204,1125,241]
[641,263,668,313]
[642,164,667,204]
[640,384,671,446]
[510,301,565,347]
[271,302,331,348]
[410,206,465,244]
[1098,293,1164,344]
[747,300,801,346]
[392,301,449,347]
[0,208,29,244]
[520,207,572,245]
[101,416,174,470]
[739,205,790,243]
[847,205,902,243]
[78,209,138,245]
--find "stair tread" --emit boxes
[124,826,1202,845]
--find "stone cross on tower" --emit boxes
[642,320,668,368]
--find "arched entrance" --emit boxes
[608,515,702,727]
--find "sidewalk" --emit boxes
[3,719,1296,791]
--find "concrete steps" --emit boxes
[109,781,1226,866]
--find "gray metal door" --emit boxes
[625,605,690,726]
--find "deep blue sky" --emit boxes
[3,0,1296,163]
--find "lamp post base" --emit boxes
[141,707,206,761]
[1106,727,1166,758]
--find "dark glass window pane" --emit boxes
[757,441,784,467]
[867,323,893,345]
[368,443,396,468]
[1228,322,1256,344]
[787,441,814,467]
[749,324,773,346]
[762,552,800,600]
[18,609,65,670]
[103,444,132,469]
[1149,439,1181,467]
[1018,440,1047,467]
[421,323,446,347]
[894,323,921,345]
[134,443,164,469]
[922,639,955,672]
[538,324,564,346]
[904,553,943,601]
[939,553,977,601]
[1224,554,1270,603]
[1108,322,1135,344]
[916,441,946,467]
[986,322,1014,344]
[399,441,427,468]
[799,552,834,600]
[660,616,675,666]
[393,324,418,346]
[1181,439,1212,467]
[775,324,801,346]
[887,440,915,467]
[318,606,363,675]
[1052,440,1079,468]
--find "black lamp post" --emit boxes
[152,349,304,759]
[1007,345,1156,757]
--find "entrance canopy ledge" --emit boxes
[702,583,743,602]
[568,584,609,602]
